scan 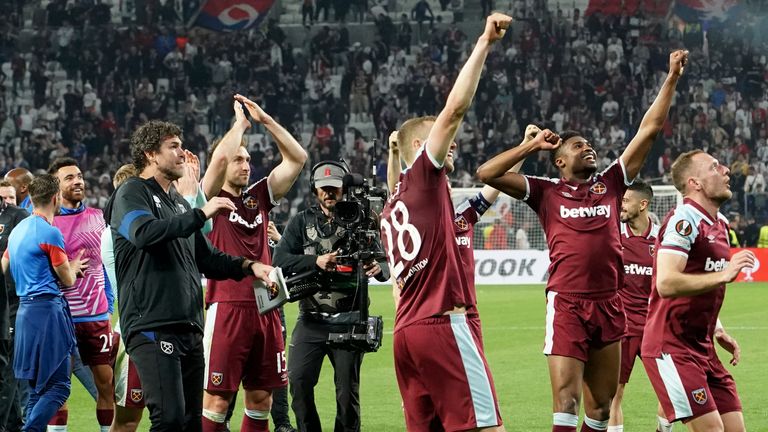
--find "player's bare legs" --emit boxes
[204,389,273,429]
[244,389,273,427]
[607,383,625,427]
[720,411,745,432]
[582,342,620,428]
[685,411,724,432]
[204,391,236,427]
[548,355,585,426]
[656,403,672,432]
[92,364,116,410]
[111,406,142,432]
[470,425,507,431]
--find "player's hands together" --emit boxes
[722,250,756,283]
[522,124,541,144]
[176,150,200,197]
[714,328,741,366]
[389,131,399,154]
[231,99,252,130]
[250,261,275,286]
[235,94,271,124]
[201,197,237,219]
[316,251,338,271]
[482,13,513,43]
[70,249,90,278]
[364,260,382,277]
[669,49,689,77]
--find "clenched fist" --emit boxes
[669,49,689,77]
[482,13,513,43]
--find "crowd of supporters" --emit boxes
[1,0,768,244]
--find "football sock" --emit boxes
[96,408,113,427]
[202,409,228,432]
[48,409,68,431]
[581,416,609,431]
[553,412,578,432]
[607,426,623,432]
[242,408,269,432]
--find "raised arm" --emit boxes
[236,94,308,201]
[387,130,401,192]
[426,13,512,166]
[478,124,540,203]
[621,50,688,180]
[477,128,560,199]
[656,249,754,298]
[202,101,251,199]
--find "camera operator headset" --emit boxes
[272,160,389,432]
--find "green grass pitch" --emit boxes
[63,283,768,431]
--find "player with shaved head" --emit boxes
[642,150,754,432]
[381,13,512,431]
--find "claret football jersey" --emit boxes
[381,146,472,331]
[643,198,731,359]
[206,178,277,304]
[523,159,632,298]
[619,219,659,336]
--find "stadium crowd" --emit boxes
[1,0,768,244]
[0,1,766,432]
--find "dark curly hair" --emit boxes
[130,121,183,172]
[550,130,584,167]
[47,157,79,175]
[29,174,60,208]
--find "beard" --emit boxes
[62,191,82,205]
[158,163,184,182]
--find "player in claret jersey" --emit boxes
[380,13,512,432]
[641,150,754,432]
[201,96,307,432]
[477,50,688,432]
[387,124,539,346]
[608,181,659,432]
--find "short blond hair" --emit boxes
[670,150,705,194]
[397,116,437,165]
[113,164,137,188]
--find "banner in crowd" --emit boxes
[585,0,671,16]
[672,0,742,24]
[732,248,768,283]
[193,0,274,32]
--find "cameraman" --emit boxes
[273,161,389,432]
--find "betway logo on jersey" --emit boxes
[456,236,471,248]
[704,257,728,272]
[624,263,652,275]
[560,204,611,219]
[229,211,263,229]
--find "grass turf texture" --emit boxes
[65,283,768,431]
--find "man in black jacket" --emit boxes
[0,182,29,432]
[104,120,274,432]
[273,161,389,432]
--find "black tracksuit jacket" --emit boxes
[104,176,251,342]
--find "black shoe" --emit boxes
[274,425,298,432]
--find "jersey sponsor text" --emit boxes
[559,204,611,219]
